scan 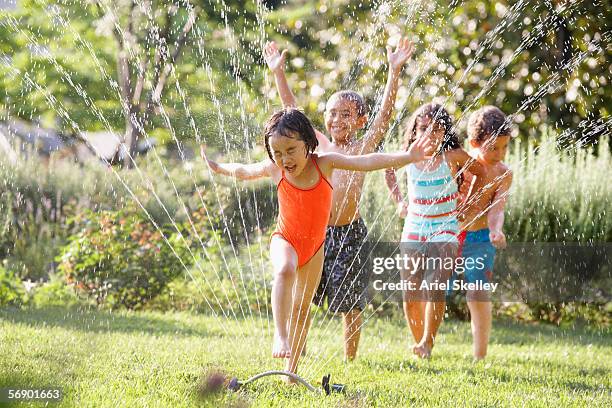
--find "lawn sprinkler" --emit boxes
[227,371,345,395]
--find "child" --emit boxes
[201,108,430,378]
[454,106,513,360]
[385,102,484,358]
[264,37,414,361]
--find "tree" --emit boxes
[93,0,198,167]
[0,0,265,166]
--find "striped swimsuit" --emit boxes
[401,155,459,243]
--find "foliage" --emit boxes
[0,155,166,279]
[0,0,263,153]
[504,135,612,242]
[0,264,25,307]
[2,0,609,157]
[149,237,273,316]
[57,206,193,309]
[26,272,86,309]
[496,301,611,328]
[263,0,611,144]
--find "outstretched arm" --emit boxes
[361,37,415,153]
[322,135,429,172]
[200,146,274,181]
[264,41,331,149]
[488,170,513,249]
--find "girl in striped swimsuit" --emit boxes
[385,102,484,358]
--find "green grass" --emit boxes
[0,307,610,407]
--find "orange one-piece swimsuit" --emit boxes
[272,156,333,267]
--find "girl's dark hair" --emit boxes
[402,103,461,152]
[264,108,318,161]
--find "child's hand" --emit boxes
[200,145,220,173]
[397,201,408,218]
[406,136,432,163]
[387,37,415,73]
[264,41,288,73]
[489,230,507,249]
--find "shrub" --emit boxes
[57,206,194,309]
[0,263,25,307]
[27,273,86,309]
[147,235,273,317]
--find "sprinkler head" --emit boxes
[331,383,346,394]
[322,374,345,395]
[227,377,241,392]
[322,374,330,395]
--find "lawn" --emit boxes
[1,307,610,407]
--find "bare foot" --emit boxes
[272,334,291,358]
[343,354,356,363]
[412,342,432,359]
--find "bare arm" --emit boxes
[361,38,415,153]
[384,168,404,204]
[488,170,513,248]
[385,168,409,218]
[264,41,332,149]
[322,136,429,172]
[200,146,274,181]
[264,42,298,108]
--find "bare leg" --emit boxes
[301,314,312,356]
[467,297,492,360]
[343,309,362,361]
[400,246,426,345]
[285,245,324,378]
[270,236,298,358]
[403,299,426,343]
[413,301,446,358]
[413,243,456,358]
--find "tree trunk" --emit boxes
[122,109,140,169]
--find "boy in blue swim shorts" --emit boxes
[455,106,514,360]
[456,228,497,289]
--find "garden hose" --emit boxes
[227,371,345,395]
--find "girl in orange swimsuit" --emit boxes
[201,108,430,381]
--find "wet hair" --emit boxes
[402,102,461,152]
[328,90,368,117]
[263,108,318,161]
[467,106,512,144]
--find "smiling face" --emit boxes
[472,134,510,164]
[268,132,309,175]
[324,96,367,144]
[414,116,447,155]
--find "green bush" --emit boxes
[0,264,25,307]
[148,235,273,317]
[27,273,87,309]
[57,206,194,309]
[0,152,272,281]
[505,135,612,242]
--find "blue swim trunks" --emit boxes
[449,228,496,291]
